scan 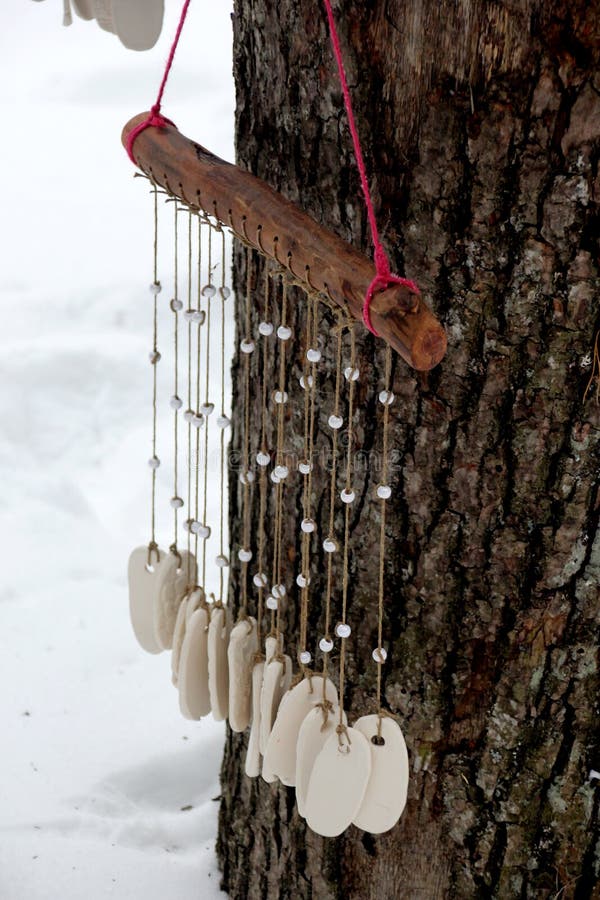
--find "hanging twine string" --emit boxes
[271,277,289,645]
[148,183,160,565]
[125,0,192,164]
[239,245,254,617]
[201,226,213,592]
[338,327,356,727]
[321,0,420,335]
[255,265,272,642]
[193,213,202,586]
[376,345,393,735]
[169,204,181,562]
[218,228,228,604]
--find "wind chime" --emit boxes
[126,0,446,838]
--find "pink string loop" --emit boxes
[363,274,420,336]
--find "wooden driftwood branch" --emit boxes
[122,113,447,371]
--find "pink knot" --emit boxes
[363,273,420,336]
[126,107,176,165]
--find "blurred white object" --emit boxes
[36,0,164,50]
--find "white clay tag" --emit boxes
[305,727,372,837]
[265,634,279,664]
[263,675,338,787]
[128,546,176,654]
[185,586,205,623]
[170,594,189,686]
[259,654,292,765]
[352,715,409,834]
[155,550,197,651]
[178,605,211,719]
[296,704,347,818]
[245,659,265,778]
[228,617,259,733]
[208,605,232,722]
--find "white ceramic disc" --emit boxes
[178,606,211,720]
[72,0,94,20]
[265,634,279,664]
[296,705,347,818]
[245,660,265,778]
[155,550,196,651]
[112,0,164,51]
[128,545,176,654]
[185,586,205,623]
[259,654,292,759]
[208,605,231,722]
[170,594,189,686]
[92,0,115,32]
[263,675,338,787]
[228,617,258,733]
[352,715,409,834]
[304,727,372,837]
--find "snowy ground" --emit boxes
[0,4,234,897]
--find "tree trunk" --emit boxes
[217,1,600,897]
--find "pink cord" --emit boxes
[126,0,192,164]
[322,0,420,335]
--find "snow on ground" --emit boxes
[0,3,234,897]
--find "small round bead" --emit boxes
[192,310,206,325]
[170,496,184,509]
[149,350,161,364]
[296,573,311,588]
[183,308,196,322]
[306,348,321,363]
[256,451,271,467]
[299,374,314,390]
[277,325,292,341]
[149,282,162,294]
[273,390,288,404]
[328,414,343,430]
[148,456,160,469]
[372,647,388,664]
[215,554,229,568]
[344,366,360,382]
[301,518,316,534]
[272,583,286,599]
[170,395,183,411]
[274,464,289,480]
[323,537,337,554]
[238,548,253,563]
[216,415,231,429]
[259,321,274,336]
[253,572,268,588]
[298,460,312,475]
[219,286,231,300]
[336,623,352,639]
[202,284,216,298]
[241,339,255,354]
[266,595,278,611]
[340,488,355,504]
[239,470,255,485]
[195,523,211,539]
[270,471,281,484]
[183,408,194,423]
[170,297,183,312]
[377,484,392,500]
[378,390,395,406]
[191,413,204,429]
[200,402,214,416]
[319,637,333,653]
[183,518,194,533]
[299,650,312,666]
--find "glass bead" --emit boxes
[170,395,183,411]
[344,366,360,382]
[253,572,268,588]
[296,573,311,588]
[192,522,211,539]
[256,451,271,467]
[272,584,286,599]
[372,647,388,664]
[328,414,343,430]
[148,456,160,469]
[241,339,255,354]
[149,350,161,365]
[299,374,314,390]
[219,286,231,300]
[259,321,274,336]
[273,390,288,404]
[301,518,316,534]
[266,595,278,611]
[340,488,355,504]
[379,390,394,406]
[216,415,231,429]
[183,518,194,533]
[319,637,333,653]
[170,496,184,509]
[202,284,216,298]
[336,623,351,639]
[183,408,194,423]
[238,548,253,563]
[191,413,204,429]
[306,348,321,363]
[277,325,292,341]
[323,537,337,554]
[298,460,312,475]
[183,308,196,322]
[149,282,162,294]
[216,554,229,568]
[274,464,289,480]
[299,650,312,665]
[170,298,183,312]
[192,310,205,325]
[200,402,214,416]
[377,484,392,500]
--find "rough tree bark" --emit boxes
[217,1,600,897]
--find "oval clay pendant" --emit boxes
[170,594,189,686]
[155,550,197,650]
[208,605,232,722]
[228,617,258,733]
[305,727,371,837]
[351,715,409,834]
[295,704,347,818]
[245,659,265,778]
[178,605,211,719]
[128,545,176,654]
[259,654,292,765]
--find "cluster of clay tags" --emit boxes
[128,547,409,837]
